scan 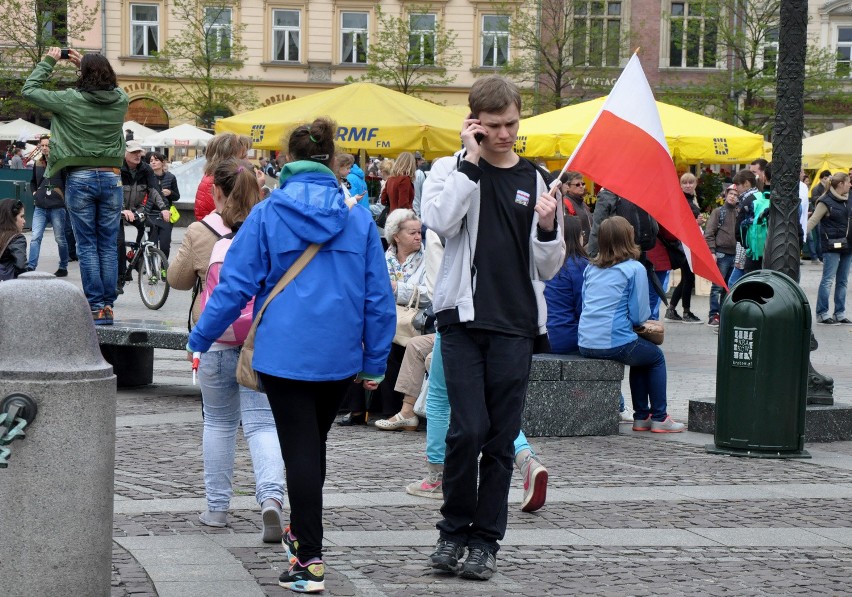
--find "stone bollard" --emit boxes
[0,272,116,596]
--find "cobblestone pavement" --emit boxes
[22,229,852,596]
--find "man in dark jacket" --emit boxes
[28,135,69,276]
[117,140,168,283]
[704,184,739,325]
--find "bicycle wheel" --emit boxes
[138,246,170,310]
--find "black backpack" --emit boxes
[614,195,658,252]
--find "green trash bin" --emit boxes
[708,270,811,458]
[14,181,34,230]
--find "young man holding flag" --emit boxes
[421,75,564,581]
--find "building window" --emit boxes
[272,9,300,62]
[341,11,368,64]
[837,27,852,77]
[204,7,232,60]
[130,3,159,57]
[760,27,778,77]
[573,1,622,67]
[409,13,436,66]
[41,0,69,46]
[481,15,509,67]
[669,1,718,68]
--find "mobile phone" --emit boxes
[60,48,70,59]
[468,113,484,145]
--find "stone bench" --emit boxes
[524,354,625,437]
[96,320,189,387]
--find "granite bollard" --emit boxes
[0,272,116,596]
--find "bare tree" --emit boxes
[0,0,98,118]
[500,0,632,114]
[140,0,256,128]
[349,4,462,96]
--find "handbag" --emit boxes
[169,204,180,224]
[634,320,665,345]
[393,287,423,347]
[236,243,322,391]
[413,375,428,418]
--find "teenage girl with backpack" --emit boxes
[167,159,286,542]
[0,199,27,282]
[579,216,685,433]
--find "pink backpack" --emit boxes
[199,213,255,345]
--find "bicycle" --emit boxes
[119,211,170,310]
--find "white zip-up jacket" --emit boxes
[421,151,565,335]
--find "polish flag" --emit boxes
[564,53,726,290]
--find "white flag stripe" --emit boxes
[600,54,668,152]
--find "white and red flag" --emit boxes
[563,52,726,289]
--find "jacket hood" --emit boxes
[350,163,365,180]
[272,166,349,244]
[80,89,127,105]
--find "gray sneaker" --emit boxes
[260,498,283,543]
[406,462,443,498]
[632,416,652,432]
[651,416,686,433]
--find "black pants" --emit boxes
[670,264,695,310]
[149,218,173,257]
[117,219,145,277]
[260,374,351,562]
[436,324,533,553]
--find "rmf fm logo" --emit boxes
[713,137,729,156]
[513,135,527,154]
[251,125,266,144]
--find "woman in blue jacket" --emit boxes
[578,216,684,434]
[544,216,588,354]
[188,117,396,593]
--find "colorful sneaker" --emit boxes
[279,558,325,593]
[429,539,466,573]
[282,526,299,566]
[682,311,702,323]
[632,416,652,432]
[664,307,682,322]
[405,463,443,498]
[516,451,548,513]
[651,416,686,433]
[93,306,114,326]
[459,546,497,580]
[707,313,720,327]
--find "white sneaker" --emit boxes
[405,462,443,498]
[516,451,548,512]
[619,409,634,423]
[651,416,686,433]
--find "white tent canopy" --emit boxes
[143,123,213,148]
[0,118,50,141]
[123,120,158,142]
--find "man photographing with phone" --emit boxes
[421,75,564,581]
[23,47,129,325]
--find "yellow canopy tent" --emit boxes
[516,97,765,165]
[801,126,852,173]
[215,82,463,158]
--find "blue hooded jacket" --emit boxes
[188,161,396,381]
[347,163,371,210]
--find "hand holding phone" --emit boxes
[468,113,485,144]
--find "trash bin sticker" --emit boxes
[732,326,757,368]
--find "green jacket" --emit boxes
[22,56,129,177]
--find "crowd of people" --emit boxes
[3,47,850,595]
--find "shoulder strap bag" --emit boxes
[236,243,322,391]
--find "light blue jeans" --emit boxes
[28,206,68,270]
[816,251,852,321]
[199,348,285,511]
[425,332,532,465]
[64,170,122,310]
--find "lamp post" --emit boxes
[765,0,833,404]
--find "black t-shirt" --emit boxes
[468,157,541,337]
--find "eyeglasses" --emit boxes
[568,182,585,187]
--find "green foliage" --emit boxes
[697,169,725,212]
[348,5,461,96]
[140,0,257,128]
[0,0,97,118]
[499,0,631,114]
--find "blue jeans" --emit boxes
[28,206,68,270]
[64,170,122,310]
[816,251,852,321]
[728,266,745,287]
[709,253,736,316]
[199,348,285,511]
[580,338,668,421]
[425,332,534,464]
[649,271,669,320]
